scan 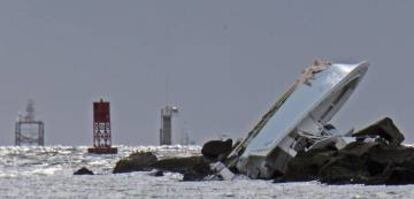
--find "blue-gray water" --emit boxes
[0,145,413,198]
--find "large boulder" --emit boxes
[385,167,414,185]
[281,140,414,185]
[317,141,382,184]
[113,152,158,173]
[319,141,414,185]
[281,146,338,182]
[279,117,414,185]
[150,156,214,181]
[201,139,233,161]
[113,152,213,180]
[150,156,208,173]
[353,117,404,146]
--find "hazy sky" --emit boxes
[1,1,414,146]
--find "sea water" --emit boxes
[0,145,412,198]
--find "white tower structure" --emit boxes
[160,105,178,145]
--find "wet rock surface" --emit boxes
[113,151,213,180]
[113,152,158,173]
[152,156,212,176]
[281,118,414,185]
[74,167,94,175]
[201,139,233,161]
[112,139,237,181]
[112,118,414,185]
[270,117,413,185]
[353,117,404,146]
[319,142,414,185]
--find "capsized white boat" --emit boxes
[225,60,369,179]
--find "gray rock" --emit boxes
[113,152,213,181]
[279,118,414,185]
[281,141,414,185]
[113,152,158,173]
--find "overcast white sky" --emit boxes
[1,1,413,145]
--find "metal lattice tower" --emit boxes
[15,100,45,146]
[160,105,178,145]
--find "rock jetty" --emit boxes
[112,118,414,185]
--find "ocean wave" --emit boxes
[0,145,201,177]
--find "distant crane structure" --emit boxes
[15,100,45,146]
[160,105,178,145]
[88,99,117,154]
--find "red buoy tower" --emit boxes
[88,99,117,154]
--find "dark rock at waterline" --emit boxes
[279,117,414,185]
[182,171,209,181]
[151,156,214,181]
[321,142,414,185]
[385,167,414,185]
[151,156,210,174]
[113,139,236,179]
[113,152,158,173]
[202,139,233,161]
[149,170,164,177]
[113,152,213,180]
[180,157,215,181]
[281,146,338,182]
[74,167,94,175]
[281,141,414,185]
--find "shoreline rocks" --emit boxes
[112,118,414,185]
[113,152,213,181]
[227,117,414,185]
[113,152,158,173]
[113,140,414,185]
[113,140,234,180]
[280,118,414,185]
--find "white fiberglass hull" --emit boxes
[232,61,369,178]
